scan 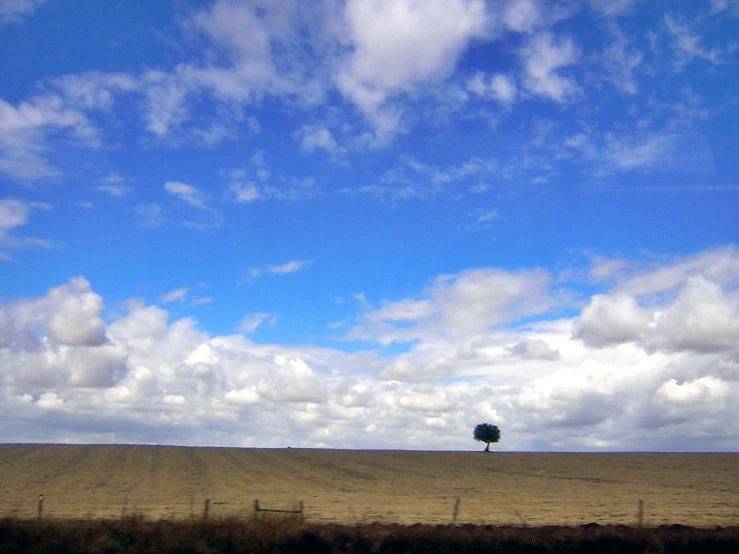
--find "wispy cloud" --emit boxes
[158,283,211,305]
[96,185,133,197]
[158,287,190,303]
[0,0,47,24]
[95,174,133,197]
[0,199,54,260]
[459,208,501,231]
[520,32,581,102]
[132,203,166,229]
[164,181,222,230]
[239,312,277,333]
[164,181,209,210]
[664,14,721,71]
[249,260,311,279]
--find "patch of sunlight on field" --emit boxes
[0,445,737,526]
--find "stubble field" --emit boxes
[0,445,737,526]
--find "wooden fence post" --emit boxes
[450,498,461,526]
[203,499,210,522]
[299,501,304,523]
[514,510,528,528]
[637,499,644,527]
[37,495,44,520]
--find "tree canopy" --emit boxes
[473,423,501,452]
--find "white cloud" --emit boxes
[258,356,327,403]
[164,181,209,210]
[508,338,560,360]
[398,388,457,412]
[573,294,651,348]
[460,208,500,231]
[0,254,737,450]
[647,276,739,354]
[0,0,47,24]
[589,0,639,17]
[143,73,190,137]
[664,15,721,71]
[96,184,133,197]
[11,277,108,346]
[0,198,33,238]
[132,203,166,229]
[159,287,190,304]
[229,182,261,203]
[239,313,276,334]
[349,267,558,345]
[615,246,739,298]
[297,124,345,158]
[600,27,643,94]
[655,376,729,406]
[224,387,260,406]
[0,198,54,259]
[711,0,739,15]
[560,131,715,177]
[502,0,540,33]
[467,72,517,104]
[520,32,580,102]
[336,0,489,141]
[0,95,97,180]
[51,71,139,111]
[249,260,311,279]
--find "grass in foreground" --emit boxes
[0,516,738,554]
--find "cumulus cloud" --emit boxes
[11,277,108,346]
[508,339,560,360]
[258,356,327,403]
[647,276,739,354]
[573,294,651,348]
[0,251,737,450]
[336,0,489,140]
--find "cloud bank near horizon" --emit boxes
[2,246,737,451]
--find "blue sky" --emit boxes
[1,0,738,450]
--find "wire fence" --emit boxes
[0,495,692,528]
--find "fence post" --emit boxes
[203,499,210,523]
[450,498,460,526]
[299,501,304,523]
[637,500,644,527]
[37,495,44,520]
[514,510,528,528]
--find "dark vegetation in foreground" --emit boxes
[1,517,737,554]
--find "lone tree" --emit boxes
[473,423,501,452]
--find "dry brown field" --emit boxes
[0,445,737,527]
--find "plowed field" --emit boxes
[0,445,736,526]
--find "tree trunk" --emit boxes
[485,443,490,452]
